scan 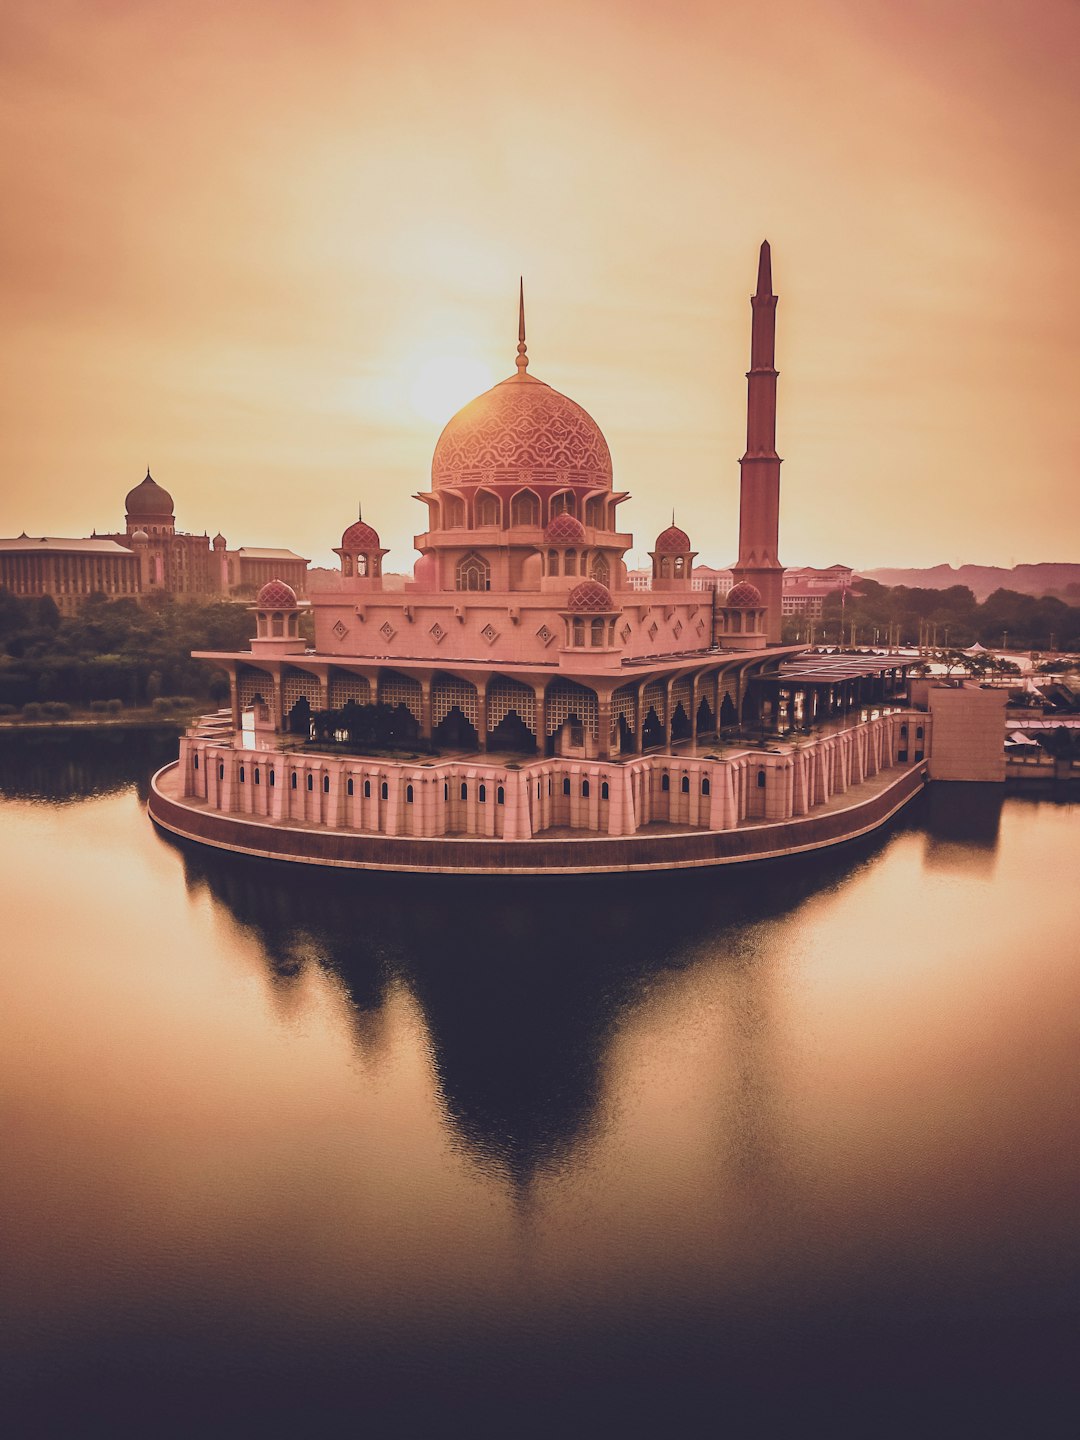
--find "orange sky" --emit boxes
[1,0,1077,572]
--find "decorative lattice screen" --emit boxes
[611,685,637,739]
[238,668,273,707]
[488,678,535,731]
[643,680,666,724]
[546,680,598,737]
[379,672,423,721]
[433,676,479,726]
[282,671,320,710]
[329,674,371,708]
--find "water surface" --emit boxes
[0,730,1077,1436]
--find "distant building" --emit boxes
[0,470,308,614]
[780,564,854,618]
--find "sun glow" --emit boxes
[409,354,495,426]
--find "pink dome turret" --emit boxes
[544,513,586,545]
[655,524,691,554]
[566,580,614,612]
[256,579,298,609]
[341,519,381,552]
[725,581,762,608]
[335,508,387,590]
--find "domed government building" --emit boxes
[150,246,953,874]
[0,470,307,614]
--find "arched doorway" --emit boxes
[435,705,478,750]
[489,709,535,752]
[288,695,311,736]
[696,695,715,735]
[641,706,665,749]
[671,702,692,742]
[720,691,738,728]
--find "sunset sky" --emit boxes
[1,0,1077,572]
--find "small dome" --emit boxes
[212,532,226,547]
[566,580,614,612]
[341,519,381,551]
[726,581,763,608]
[256,579,298,609]
[125,469,174,518]
[130,529,149,542]
[544,513,586,545]
[655,524,691,554]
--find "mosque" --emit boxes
[149,244,945,874]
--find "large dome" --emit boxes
[431,374,612,491]
[125,469,174,517]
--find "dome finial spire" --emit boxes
[515,277,528,374]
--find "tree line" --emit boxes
[783,580,1080,651]
[0,590,257,711]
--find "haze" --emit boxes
[1,0,1077,571]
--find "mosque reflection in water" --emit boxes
[167,785,1000,1185]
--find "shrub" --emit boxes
[21,702,43,721]
[41,702,72,720]
[106,698,123,714]
[151,696,175,713]
[0,703,16,717]
[90,699,109,713]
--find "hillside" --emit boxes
[862,563,1080,603]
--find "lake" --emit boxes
[1,728,1077,1437]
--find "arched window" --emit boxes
[547,549,560,576]
[592,555,610,586]
[254,767,260,785]
[239,766,245,783]
[343,554,353,577]
[456,552,490,592]
[585,495,605,528]
[364,779,371,798]
[406,784,414,803]
[681,775,690,793]
[701,777,710,796]
[661,773,670,791]
[916,726,924,740]
[478,784,486,803]
[757,769,766,788]
[601,781,609,800]
[323,775,330,793]
[900,723,908,737]
[445,495,465,528]
[562,777,571,796]
[219,763,225,780]
[444,783,449,800]
[347,778,353,796]
[565,548,577,577]
[476,492,499,527]
[380,782,388,800]
[291,772,297,789]
[660,557,671,579]
[307,774,313,791]
[460,782,468,800]
[550,491,574,518]
[271,613,283,636]
[269,770,275,787]
[497,786,505,805]
[511,490,540,526]
[674,556,685,578]
[591,618,605,646]
[193,753,199,770]
[357,554,368,577]
[581,779,590,798]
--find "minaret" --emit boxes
[733,240,785,643]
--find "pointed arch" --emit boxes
[455,552,490,591]
[475,489,501,527]
[510,488,541,527]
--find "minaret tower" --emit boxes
[733,240,785,643]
